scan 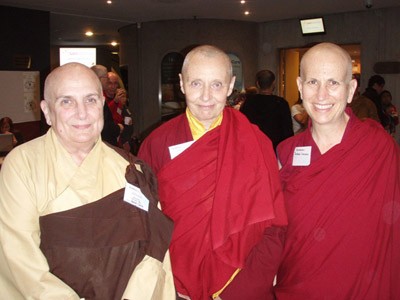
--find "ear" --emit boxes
[347,78,358,104]
[227,76,236,97]
[179,74,185,95]
[296,77,303,99]
[40,100,52,126]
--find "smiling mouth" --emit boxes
[314,103,333,110]
[73,124,91,129]
[199,104,214,110]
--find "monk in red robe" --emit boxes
[221,43,400,300]
[138,45,288,300]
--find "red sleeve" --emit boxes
[220,226,286,300]
[108,100,123,124]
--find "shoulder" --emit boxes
[277,132,304,163]
[358,117,390,139]
[5,133,46,161]
[138,114,189,166]
[240,94,260,109]
[276,96,290,107]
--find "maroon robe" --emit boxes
[139,108,287,299]
[275,108,400,299]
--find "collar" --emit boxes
[186,108,223,140]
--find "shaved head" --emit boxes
[300,43,353,82]
[181,45,233,79]
[44,63,103,102]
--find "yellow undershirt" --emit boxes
[186,108,223,141]
[186,108,241,298]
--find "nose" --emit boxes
[317,84,328,100]
[76,102,88,119]
[201,85,211,102]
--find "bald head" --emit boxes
[45,63,103,101]
[181,45,233,79]
[300,43,353,82]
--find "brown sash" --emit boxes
[39,151,173,300]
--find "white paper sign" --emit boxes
[123,183,149,212]
[168,141,194,159]
[292,146,312,166]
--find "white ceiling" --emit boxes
[1,0,399,46]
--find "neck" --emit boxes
[63,141,95,166]
[311,114,349,154]
[259,88,273,95]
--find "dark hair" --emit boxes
[367,75,385,87]
[0,117,14,132]
[256,70,275,89]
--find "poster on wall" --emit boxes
[228,53,243,93]
[226,53,243,108]
[59,48,96,67]
[0,71,40,123]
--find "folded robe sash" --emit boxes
[276,109,400,299]
[157,108,287,299]
[39,155,173,300]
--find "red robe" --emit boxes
[139,107,287,299]
[275,108,400,299]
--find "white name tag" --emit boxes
[123,183,149,212]
[168,141,194,159]
[292,146,311,166]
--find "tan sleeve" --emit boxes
[122,251,176,300]
[0,154,80,300]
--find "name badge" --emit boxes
[168,141,194,159]
[123,183,149,212]
[292,146,311,166]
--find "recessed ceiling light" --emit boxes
[240,0,246,4]
[111,41,118,46]
[85,31,94,36]
[107,0,112,4]
[244,11,250,15]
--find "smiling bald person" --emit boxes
[0,63,175,300]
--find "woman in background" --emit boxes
[380,90,398,137]
[0,117,23,147]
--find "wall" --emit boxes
[258,7,400,143]
[120,8,400,143]
[119,19,259,136]
[0,5,50,141]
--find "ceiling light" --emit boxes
[244,11,250,15]
[85,31,94,36]
[111,41,118,46]
[107,0,112,4]
[240,0,246,3]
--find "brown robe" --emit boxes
[39,151,173,300]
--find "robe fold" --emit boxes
[139,107,287,299]
[275,109,400,299]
